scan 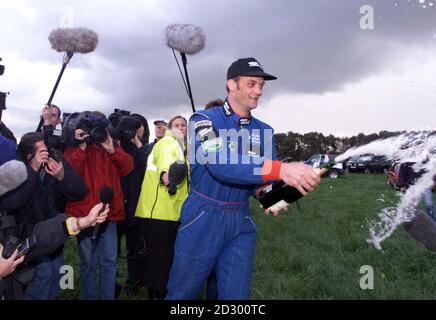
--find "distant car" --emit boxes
[305,154,345,179]
[387,162,402,190]
[347,154,392,174]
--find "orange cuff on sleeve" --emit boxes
[262,160,282,182]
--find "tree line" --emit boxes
[274,130,406,161]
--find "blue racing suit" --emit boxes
[166,100,279,300]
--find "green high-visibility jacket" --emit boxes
[135,130,188,221]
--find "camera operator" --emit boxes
[108,110,150,295]
[0,132,87,300]
[63,111,133,300]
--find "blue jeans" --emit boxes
[25,248,64,300]
[77,221,118,300]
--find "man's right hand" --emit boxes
[29,147,49,172]
[0,246,25,278]
[279,162,321,196]
[78,203,109,229]
[42,104,53,126]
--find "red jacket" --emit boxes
[63,144,133,220]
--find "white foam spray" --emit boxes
[335,132,436,250]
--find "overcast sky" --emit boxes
[1,0,435,140]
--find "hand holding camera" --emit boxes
[74,129,88,150]
[29,147,49,172]
[44,158,65,180]
[100,135,115,155]
[131,133,143,148]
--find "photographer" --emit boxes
[108,110,150,295]
[63,111,133,300]
[0,132,87,300]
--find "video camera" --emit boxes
[108,108,141,142]
[62,111,109,147]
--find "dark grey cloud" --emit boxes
[1,0,436,124]
[81,0,436,117]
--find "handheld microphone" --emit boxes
[91,186,114,241]
[0,160,28,197]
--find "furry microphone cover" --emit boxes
[165,24,206,55]
[49,27,98,53]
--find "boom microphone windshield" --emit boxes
[165,24,206,55]
[37,27,99,131]
[165,23,206,113]
[49,28,98,53]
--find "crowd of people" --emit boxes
[4,56,431,301]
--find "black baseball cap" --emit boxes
[227,57,277,81]
[153,120,167,126]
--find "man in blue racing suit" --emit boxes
[166,57,320,300]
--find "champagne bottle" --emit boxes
[257,161,335,212]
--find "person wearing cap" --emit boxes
[153,120,167,142]
[166,57,320,300]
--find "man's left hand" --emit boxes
[45,158,65,180]
[260,203,288,217]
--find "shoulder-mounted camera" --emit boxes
[108,108,141,142]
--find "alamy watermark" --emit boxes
[359,265,374,290]
[59,264,75,290]
[187,120,275,176]
[360,5,375,30]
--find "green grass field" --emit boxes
[59,173,436,300]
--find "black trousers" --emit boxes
[117,221,140,287]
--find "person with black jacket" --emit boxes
[0,132,87,299]
[0,203,109,300]
[116,114,150,295]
